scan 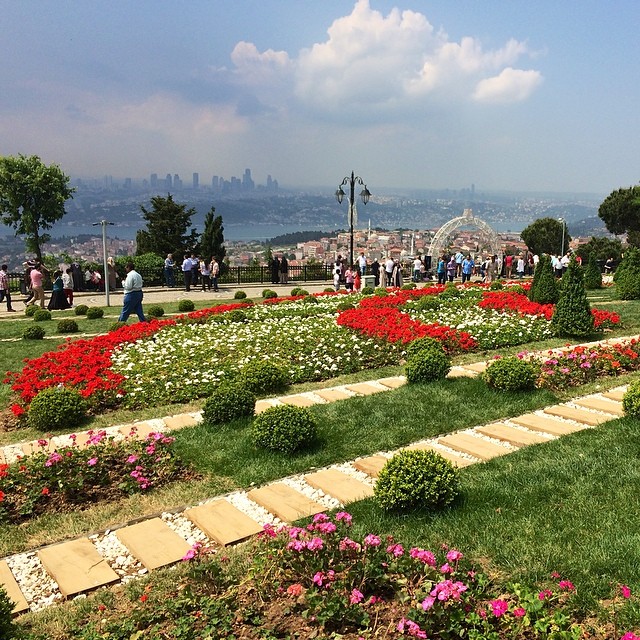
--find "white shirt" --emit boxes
[122,269,143,293]
[385,258,394,273]
[62,272,73,288]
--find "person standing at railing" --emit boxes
[210,257,220,292]
[0,264,16,312]
[182,255,192,291]
[280,255,289,285]
[200,258,211,291]
[270,256,280,285]
[164,254,175,287]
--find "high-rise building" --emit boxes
[212,176,219,191]
[193,172,199,190]
[150,173,158,189]
[173,174,182,189]
[165,173,172,189]
[242,168,254,191]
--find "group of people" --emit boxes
[177,254,221,292]
[269,255,290,285]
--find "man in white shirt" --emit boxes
[182,255,192,291]
[357,252,367,276]
[118,262,146,323]
[413,256,423,282]
[384,257,395,287]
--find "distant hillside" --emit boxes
[264,230,336,245]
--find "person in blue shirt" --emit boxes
[119,263,147,323]
[461,255,475,283]
[437,255,446,285]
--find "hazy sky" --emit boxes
[1,0,638,194]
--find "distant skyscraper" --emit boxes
[212,176,219,191]
[124,178,132,190]
[192,172,199,190]
[242,168,254,191]
[150,173,158,189]
[165,173,172,189]
[173,174,182,189]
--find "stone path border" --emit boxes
[0,334,637,614]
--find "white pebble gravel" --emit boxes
[5,552,62,611]
[161,512,210,546]
[90,531,142,578]
[280,475,341,510]
[225,491,280,526]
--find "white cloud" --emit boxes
[473,68,543,103]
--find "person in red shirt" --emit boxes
[28,263,46,308]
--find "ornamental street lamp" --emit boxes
[92,220,115,306]
[558,217,565,257]
[335,171,371,268]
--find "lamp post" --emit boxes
[92,220,115,306]
[335,171,371,268]
[558,217,565,257]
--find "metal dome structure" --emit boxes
[427,208,501,261]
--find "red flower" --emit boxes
[41,487,50,496]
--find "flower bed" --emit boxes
[0,430,191,524]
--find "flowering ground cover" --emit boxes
[4,283,622,416]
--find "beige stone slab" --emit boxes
[510,413,584,436]
[313,388,354,402]
[352,455,389,478]
[255,400,277,414]
[38,538,119,597]
[376,377,406,389]
[0,560,29,614]
[403,442,476,467]
[345,382,386,396]
[475,423,550,447]
[279,395,320,408]
[119,422,161,440]
[573,396,625,417]
[305,469,374,504]
[115,518,192,570]
[461,361,487,373]
[543,404,612,426]
[248,483,326,522]
[163,414,200,430]
[437,433,510,461]
[447,366,478,378]
[185,499,263,546]
[21,439,55,457]
[602,389,626,402]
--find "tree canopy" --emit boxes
[598,185,640,237]
[574,236,623,263]
[0,154,75,263]
[520,217,571,256]
[199,207,226,264]
[135,194,199,259]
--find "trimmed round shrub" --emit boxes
[323,287,335,293]
[297,289,309,296]
[489,280,504,290]
[374,449,459,513]
[239,361,289,395]
[27,386,89,431]
[178,299,195,312]
[374,287,389,297]
[361,286,374,295]
[290,287,303,296]
[57,319,79,334]
[623,381,640,418]
[405,348,451,383]
[23,325,46,340]
[228,309,247,323]
[302,295,317,304]
[74,304,89,316]
[252,405,317,453]
[401,282,416,290]
[336,302,355,312]
[416,295,442,311]
[146,305,165,318]
[262,289,277,299]
[234,290,247,299]
[405,336,445,360]
[86,307,104,320]
[483,356,539,391]
[24,304,38,317]
[202,383,256,426]
[33,308,52,322]
[109,321,127,332]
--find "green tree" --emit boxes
[551,256,594,337]
[0,154,75,263]
[199,207,226,264]
[598,185,640,236]
[528,254,559,304]
[583,252,603,290]
[574,236,623,263]
[136,194,198,259]
[613,247,640,300]
[521,217,571,256]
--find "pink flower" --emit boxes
[440,563,452,574]
[621,585,632,599]
[335,511,352,524]
[305,537,324,551]
[558,580,575,591]
[421,596,436,610]
[363,534,381,547]
[312,513,329,523]
[409,547,436,566]
[513,607,526,618]
[490,599,509,617]
[446,549,463,562]
[350,589,364,604]
[621,633,640,640]
[386,543,404,557]
[87,457,98,466]
[126,454,138,463]
[538,589,553,600]
[287,583,303,597]
[315,521,337,534]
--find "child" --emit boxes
[354,270,361,293]
[344,266,355,291]
[333,266,341,291]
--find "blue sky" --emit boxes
[1,0,638,194]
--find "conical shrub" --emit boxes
[583,253,602,290]
[551,255,595,337]
[614,247,640,300]
[529,254,559,304]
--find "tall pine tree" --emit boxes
[551,255,595,337]
[200,207,226,265]
[136,194,199,259]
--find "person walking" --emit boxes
[384,256,394,287]
[0,264,16,311]
[200,258,211,291]
[210,257,220,292]
[28,262,46,308]
[370,258,380,286]
[357,252,367,276]
[118,262,146,323]
[437,255,446,285]
[164,254,176,287]
[461,255,474,283]
[48,270,71,310]
[62,267,74,306]
[446,255,457,282]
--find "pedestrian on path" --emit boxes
[0,264,16,311]
[118,262,147,323]
[62,268,74,306]
[210,257,220,292]
[28,262,47,308]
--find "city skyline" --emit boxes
[1,1,639,195]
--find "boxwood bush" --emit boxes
[360,286,374,295]
[109,321,127,332]
[178,299,195,312]
[24,304,38,317]
[146,305,165,318]
[23,325,46,340]
[234,290,247,299]
[202,383,256,427]
[405,347,451,383]
[623,381,640,418]
[404,336,445,360]
[27,387,89,431]
[57,319,79,334]
[86,307,104,320]
[74,304,89,316]
[33,308,52,322]
[251,405,317,453]
[374,449,459,513]
[483,356,539,391]
[239,361,289,395]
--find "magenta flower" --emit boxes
[409,547,436,566]
[87,457,98,466]
[363,534,381,547]
[315,521,337,534]
[513,606,526,618]
[312,513,329,523]
[490,599,509,617]
[126,454,139,463]
[440,563,452,574]
[349,589,364,605]
[446,549,463,562]
[339,537,361,552]
[421,596,436,610]
[305,537,324,551]
[621,584,632,599]
[386,543,404,557]
[538,589,553,600]
[558,580,575,591]
[621,633,640,640]
[335,511,352,524]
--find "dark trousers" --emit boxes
[0,289,12,310]
[119,290,146,322]
[202,275,211,290]
[183,271,192,291]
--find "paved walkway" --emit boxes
[0,335,635,614]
